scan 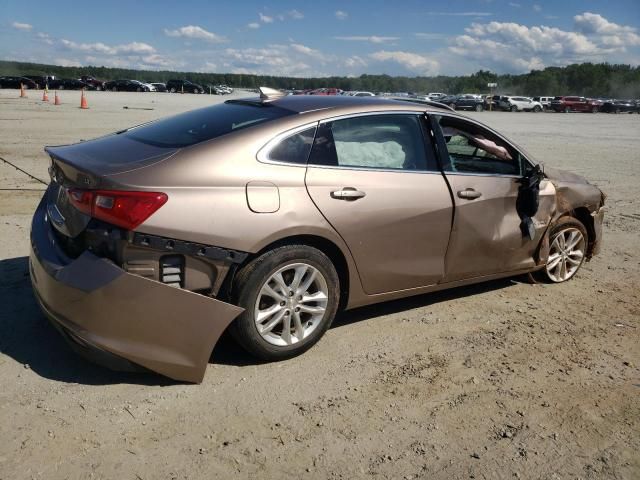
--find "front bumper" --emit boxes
[29,197,244,383]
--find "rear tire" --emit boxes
[449,103,456,110]
[564,106,570,113]
[533,105,542,112]
[510,105,517,112]
[475,104,483,112]
[230,245,340,361]
[592,106,599,113]
[112,87,117,92]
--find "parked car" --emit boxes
[150,82,167,92]
[600,99,640,114]
[80,75,105,91]
[485,95,507,110]
[31,89,605,382]
[533,96,554,110]
[439,94,458,109]
[23,75,50,89]
[0,76,38,89]
[550,96,602,113]
[499,96,543,112]
[428,92,447,100]
[453,94,485,112]
[49,78,95,90]
[351,91,375,97]
[104,79,152,92]
[166,79,204,94]
[309,88,341,95]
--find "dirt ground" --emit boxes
[0,89,638,480]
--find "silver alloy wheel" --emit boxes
[545,227,586,282]
[254,263,329,346]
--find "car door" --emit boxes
[305,113,453,295]
[429,114,555,282]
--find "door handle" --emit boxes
[457,188,482,200]
[330,187,366,200]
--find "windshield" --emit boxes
[124,101,296,148]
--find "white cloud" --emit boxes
[369,50,439,75]
[290,43,329,61]
[247,22,260,29]
[60,39,156,55]
[259,13,274,24]
[12,21,33,31]
[36,32,53,45]
[574,12,640,47]
[335,10,348,20]
[533,4,542,12]
[164,25,227,43]
[424,12,492,17]
[508,2,521,7]
[142,54,172,67]
[414,33,448,40]
[334,36,399,44]
[288,9,304,20]
[344,55,367,68]
[447,13,640,73]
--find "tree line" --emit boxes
[1,60,639,98]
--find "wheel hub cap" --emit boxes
[254,263,328,346]
[545,227,585,282]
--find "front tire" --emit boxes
[533,105,542,112]
[535,217,588,283]
[510,105,517,112]
[475,104,483,112]
[230,245,340,361]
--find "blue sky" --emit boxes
[2,0,639,77]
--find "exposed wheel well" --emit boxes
[234,235,351,311]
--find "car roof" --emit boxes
[259,94,451,115]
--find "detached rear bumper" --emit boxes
[29,197,243,383]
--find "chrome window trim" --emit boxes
[256,121,319,167]
[306,164,443,175]
[318,110,427,124]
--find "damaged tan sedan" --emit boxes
[30,89,606,382]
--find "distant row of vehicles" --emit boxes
[0,75,234,95]
[428,93,640,113]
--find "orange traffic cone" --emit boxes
[19,83,27,98]
[80,88,88,109]
[54,91,61,105]
[42,87,49,102]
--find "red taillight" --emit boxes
[67,188,168,230]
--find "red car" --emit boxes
[550,96,602,113]
[309,88,341,95]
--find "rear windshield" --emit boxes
[124,101,295,148]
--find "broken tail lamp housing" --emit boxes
[67,189,168,230]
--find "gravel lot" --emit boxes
[0,89,638,479]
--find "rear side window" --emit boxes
[308,114,435,171]
[266,126,317,164]
[125,101,295,148]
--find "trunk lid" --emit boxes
[45,134,179,239]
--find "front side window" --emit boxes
[308,114,435,171]
[433,115,521,176]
